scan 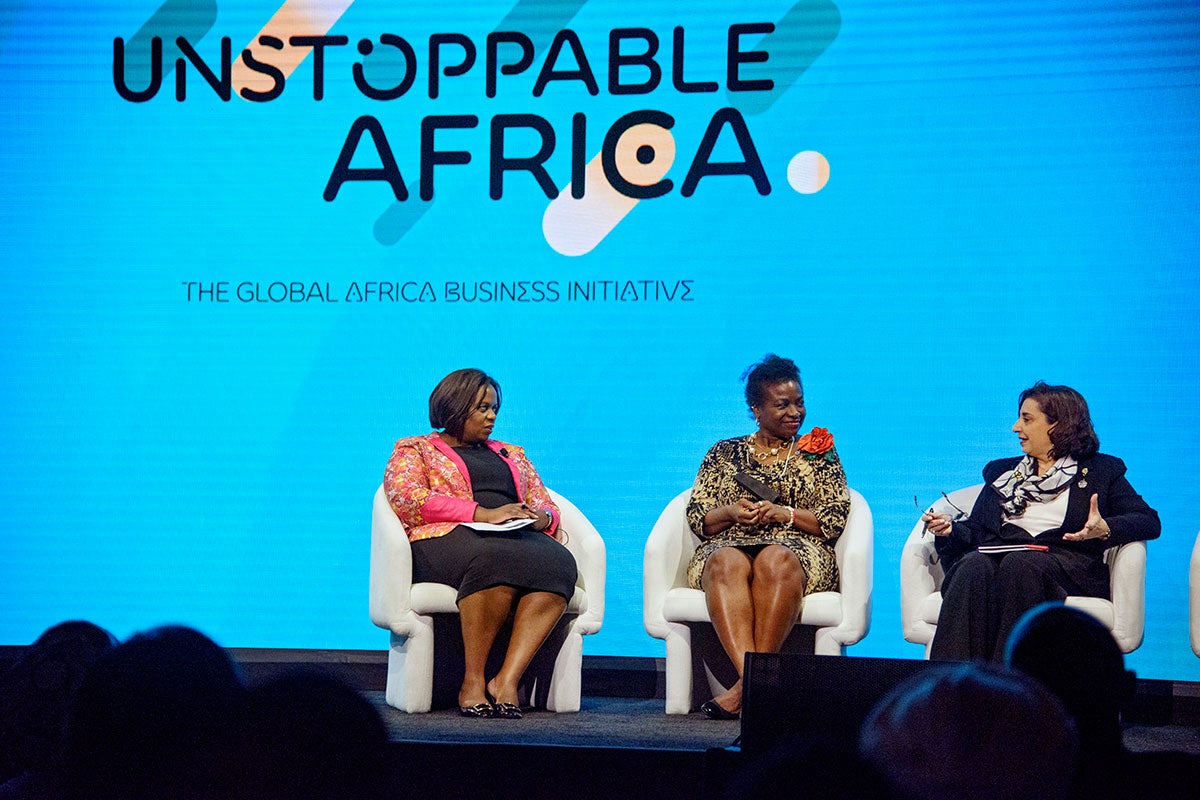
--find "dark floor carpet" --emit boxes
[369,693,1200,755]
[370,694,740,750]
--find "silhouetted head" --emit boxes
[239,669,392,800]
[0,620,116,781]
[64,625,245,800]
[860,662,1078,800]
[1004,601,1135,757]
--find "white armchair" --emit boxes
[900,484,1147,658]
[643,487,873,714]
[368,484,605,712]
[1190,530,1200,658]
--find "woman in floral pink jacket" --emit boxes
[384,369,576,719]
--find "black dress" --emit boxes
[408,444,578,602]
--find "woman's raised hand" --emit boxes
[1063,494,1111,541]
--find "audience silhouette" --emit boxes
[0,621,116,799]
[1004,601,1200,800]
[238,669,393,800]
[858,661,1078,800]
[62,625,246,800]
[4,615,1197,800]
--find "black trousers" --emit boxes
[929,548,1109,662]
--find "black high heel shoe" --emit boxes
[459,702,495,718]
[484,685,524,719]
[492,701,523,719]
[700,699,739,720]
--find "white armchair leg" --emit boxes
[385,615,435,713]
[813,627,847,656]
[664,623,693,714]
[546,626,583,713]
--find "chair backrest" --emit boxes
[368,484,412,630]
[835,487,874,646]
[653,489,696,584]
[836,488,873,573]
[547,489,606,634]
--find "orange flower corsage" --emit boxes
[797,427,835,461]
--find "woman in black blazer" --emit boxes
[923,382,1160,661]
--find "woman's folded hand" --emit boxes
[476,503,539,525]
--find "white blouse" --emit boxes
[1005,487,1070,537]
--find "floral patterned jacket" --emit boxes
[384,433,560,542]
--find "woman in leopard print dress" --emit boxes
[686,355,849,719]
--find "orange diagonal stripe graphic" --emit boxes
[233,0,356,97]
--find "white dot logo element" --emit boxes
[786,151,830,194]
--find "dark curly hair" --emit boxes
[742,354,802,410]
[1018,381,1099,460]
[428,369,501,439]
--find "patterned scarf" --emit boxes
[992,455,1078,517]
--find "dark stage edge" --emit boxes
[228,650,1200,727]
[363,694,1200,800]
[230,651,1200,800]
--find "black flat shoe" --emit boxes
[700,700,739,720]
[493,702,523,719]
[459,702,495,718]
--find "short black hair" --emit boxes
[428,369,501,439]
[1018,381,1099,460]
[742,354,802,410]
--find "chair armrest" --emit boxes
[368,484,416,631]
[900,484,981,640]
[548,489,606,635]
[1190,531,1200,657]
[1107,539,1146,652]
[643,489,695,640]
[900,524,942,630]
[830,488,873,645]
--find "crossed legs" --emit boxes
[701,545,807,714]
[457,586,567,709]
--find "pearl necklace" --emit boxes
[750,432,797,480]
[750,433,789,461]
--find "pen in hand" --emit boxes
[915,495,954,537]
[914,495,931,536]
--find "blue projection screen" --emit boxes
[1,1,1198,681]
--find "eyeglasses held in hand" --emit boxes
[914,492,968,535]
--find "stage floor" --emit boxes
[369,692,1200,755]
[370,694,740,751]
